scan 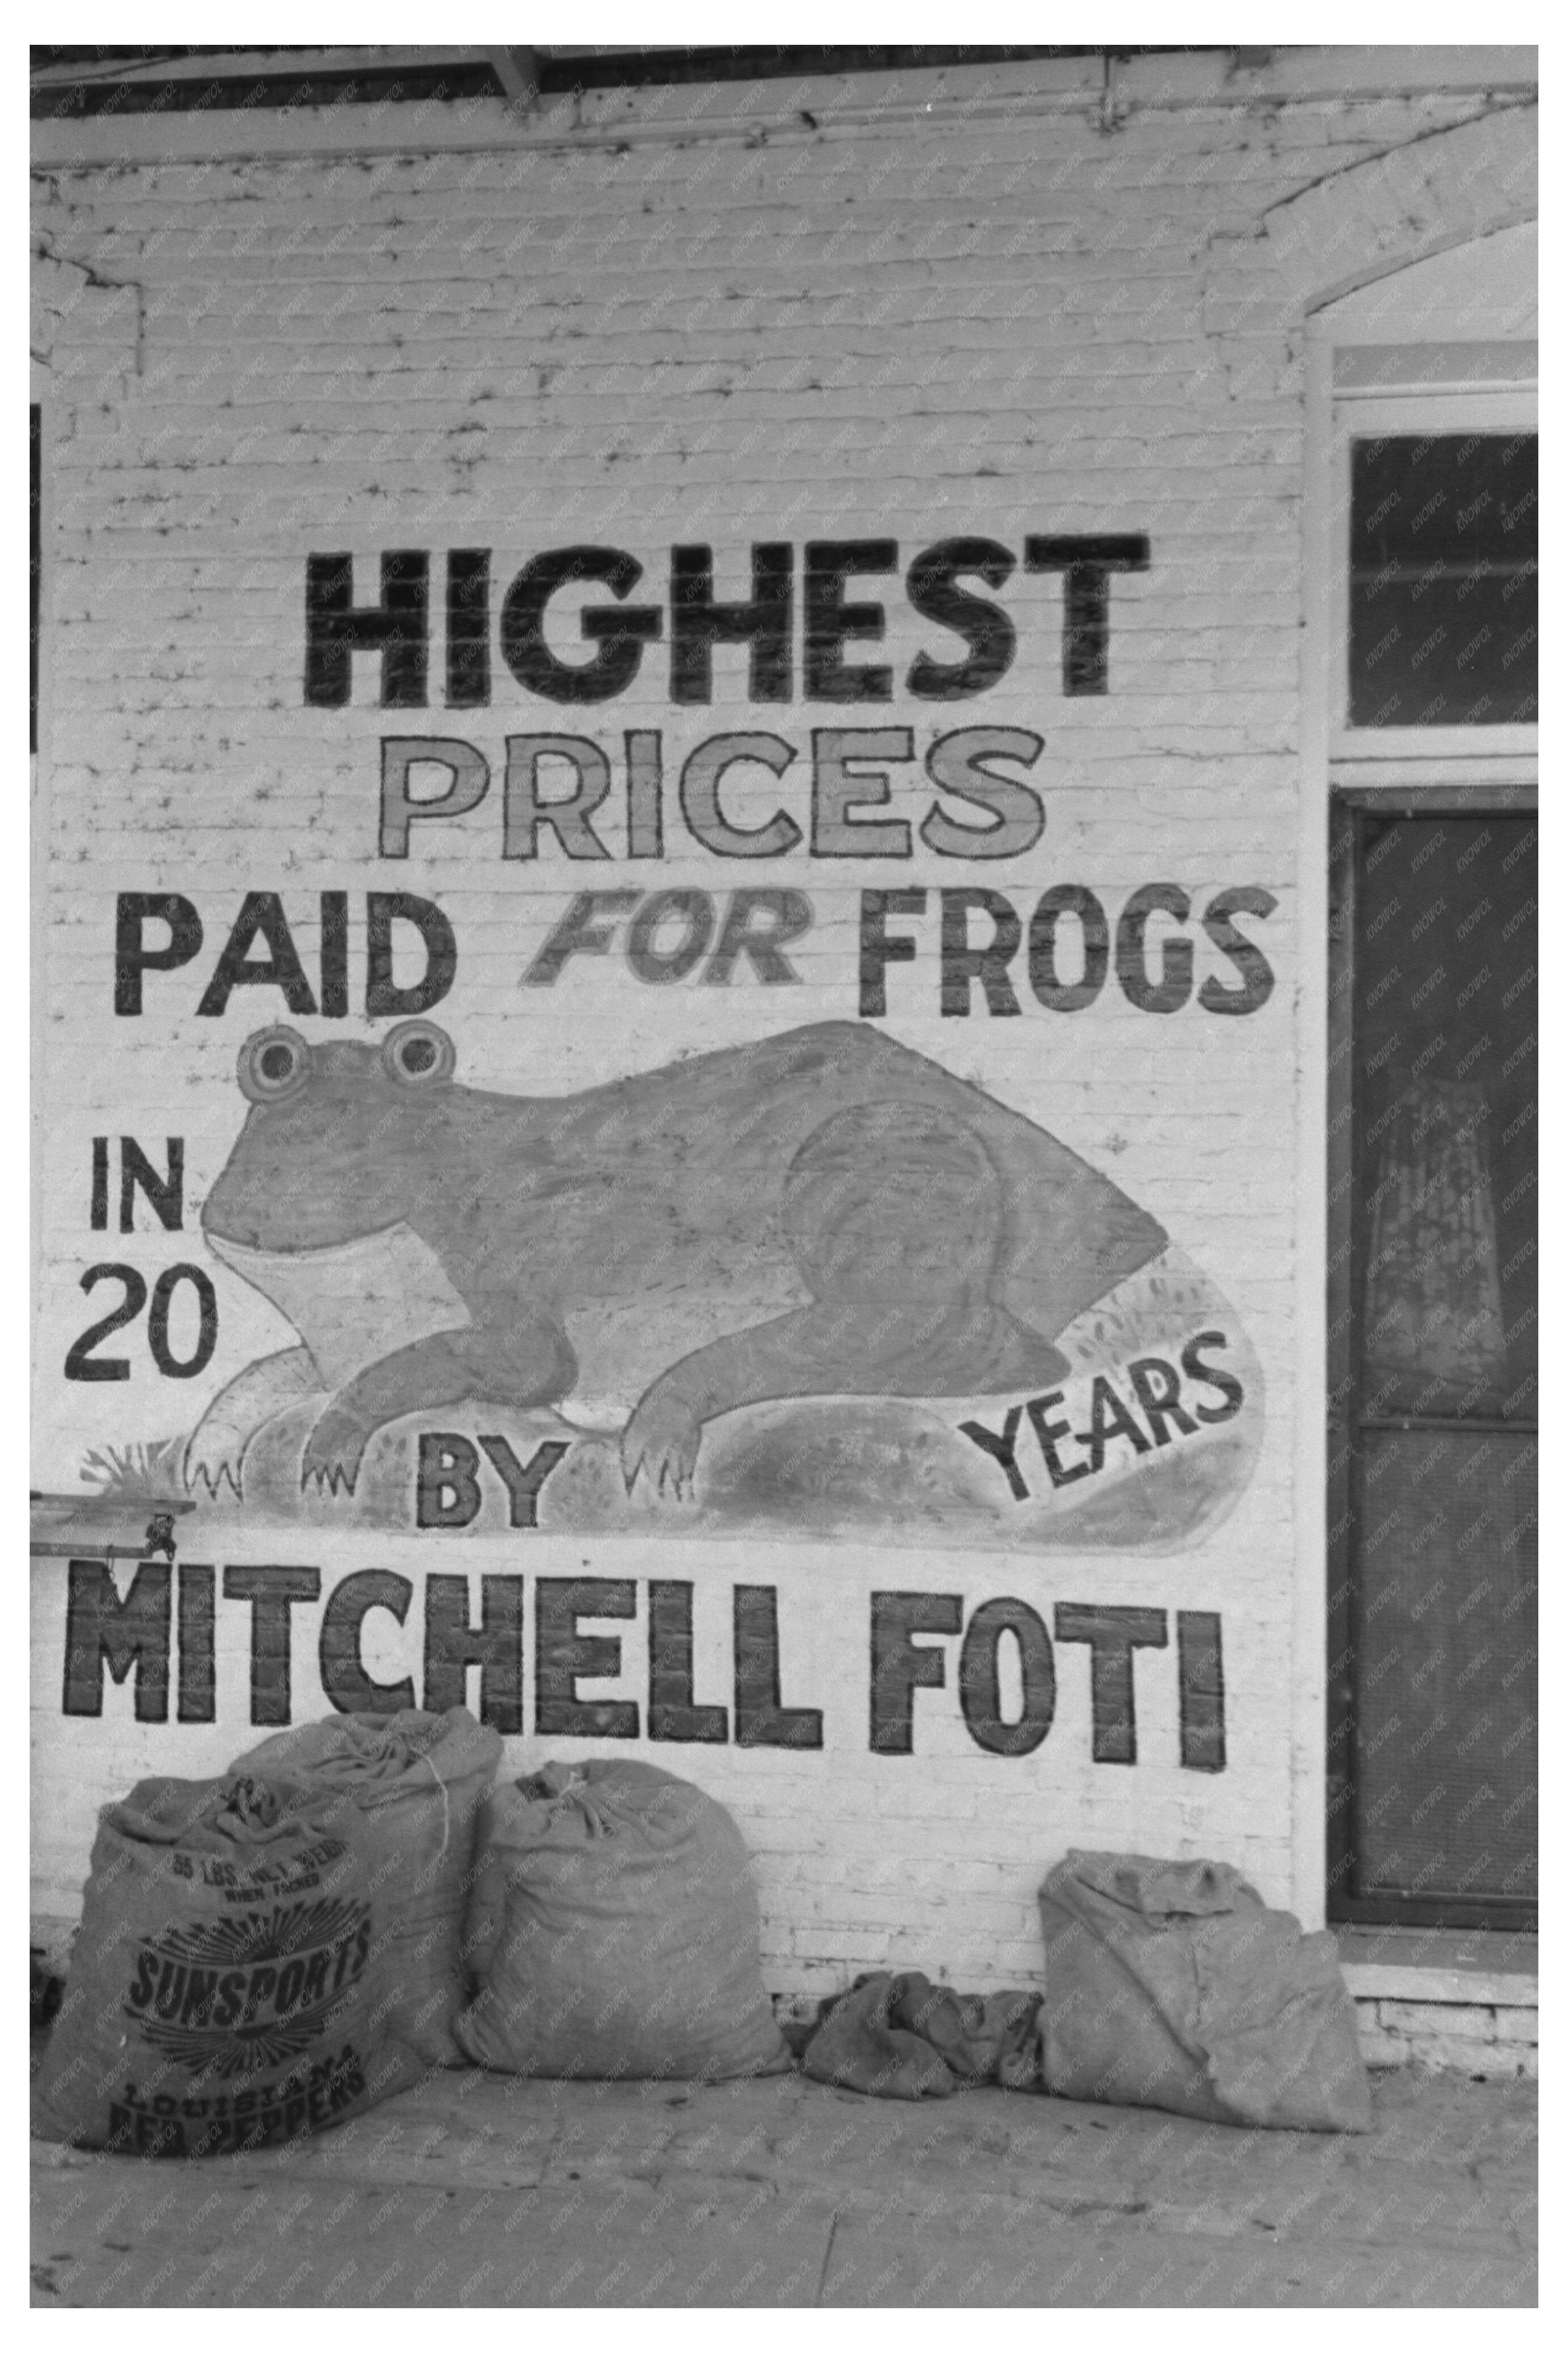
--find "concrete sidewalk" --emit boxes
[31,2058,1536,2308]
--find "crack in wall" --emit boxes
[1254,98,1536,226]
[32,230,147,375]
[1195,101,1535,404]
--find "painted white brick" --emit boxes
[30,65,1535,1992]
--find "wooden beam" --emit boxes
[30,46,498,89]
[488,46,540,117]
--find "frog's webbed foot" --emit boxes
[300,1406,373,1497]
[620,1390,704,1502]
[184,1347,323,1500]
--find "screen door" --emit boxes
[1328,802,1537,1927]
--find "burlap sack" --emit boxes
[1038,1850,1372,2133]
[455,1758,788,2082]
[32,1771,417,2156]
[231,1707,501,2065]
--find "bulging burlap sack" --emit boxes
[231,1707,501,2065]
[455,1758,788,2082]
[32,1771,417,2156]
[1038,1850,1372,2133]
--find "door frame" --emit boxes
[1300,252,1537,1929]
[1326,781,1537,1930]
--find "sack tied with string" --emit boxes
[31,1770,417,2156]
[455,1758,788,2082]
[231,1705,502,2066]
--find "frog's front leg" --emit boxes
[301,1316,578,1494]
[185,1347,323,1499]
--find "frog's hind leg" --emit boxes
[621,1104,1069,1500]
[184,1345,323,1500]
[777,1098,1065,1388]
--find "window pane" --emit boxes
[1354,1425,1536,1903]
[1354,814,1537,1423]
[1348,434,1537,727]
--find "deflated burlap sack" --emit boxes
[455,1758,788,2082]
[232,1706,501,2065]
[802,1971,1042,2097]
[1038,1850,1372,2133]
[31,1771,418,2156]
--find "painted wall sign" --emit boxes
[35,515,1282,1958]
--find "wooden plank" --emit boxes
[1343,1965,1537,2005]
[30,1541,166,1560]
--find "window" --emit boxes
[1347,430,1537,729]
[1329,386,1537,761]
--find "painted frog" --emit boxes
[186,1017,1168,1500]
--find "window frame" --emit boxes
[1294,234,1537,1933]
[1317,358,1538,1930]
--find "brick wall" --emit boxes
[30,56,1535,1986]
[1357,1999,1538,2080]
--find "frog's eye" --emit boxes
[237,1027,311,1104]
[382,1020,456,1087]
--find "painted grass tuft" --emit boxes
[78,1436,188,1500]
